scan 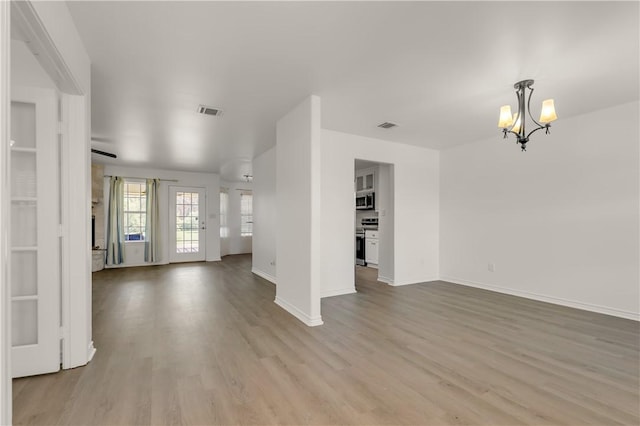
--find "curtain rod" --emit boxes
[103,175,178,182]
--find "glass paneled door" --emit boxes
[169,186,206,262]
[10,87,60,378]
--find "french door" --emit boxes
[169,186,206,262]
[10,87,60,377]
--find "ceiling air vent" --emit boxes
[198,105,224,117]
[377,121,398,129]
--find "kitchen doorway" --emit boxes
[354,159,394,288]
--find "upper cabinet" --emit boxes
[355,167,379,211]
[355,168,376,193]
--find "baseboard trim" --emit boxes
[377,275,394,285]
[105,261,168,269]
[321,287,357,298]
[251,268,276,284]
[441,275,640,321]
[87,341,96,363]
[274,296,323,327]
[390,276,440,287]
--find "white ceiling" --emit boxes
[67,1,639,179]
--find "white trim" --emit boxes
[0,0,12,422]
[388,276,440,287]
[64,94,92,368]
[377,275,393,285]
[60,94,70,369]
[11,1,82,95]
[105,261,168,269]
[441,276,640,322]
[87,341,96,362]
[321,287,357,298]
[251,267,276,284]
[274,296,324,327]
[103,257,222,269]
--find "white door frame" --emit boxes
[2,1,93,422]
[169,186,207,263]
[0,1,12,422]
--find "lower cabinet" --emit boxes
[365,230,379,265]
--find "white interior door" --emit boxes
[169,186,206,263]
[10,87,60,378]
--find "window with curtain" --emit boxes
[220,188,229,238]
[123,181,146,241]
[240,191,253,237]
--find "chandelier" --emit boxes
[498,79,557,151]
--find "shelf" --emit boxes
[11,147,36,153]
[11,295,38,302]
[11,246,37,252]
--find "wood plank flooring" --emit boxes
[13,255,640,425]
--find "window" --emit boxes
[124,181,146,241]
[240,191,253,237]
[220,189,229,238]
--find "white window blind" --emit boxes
[240,191,253,237]
[220,188,229,238]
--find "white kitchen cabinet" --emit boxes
[365,230,379,266]
[355,168,376,193]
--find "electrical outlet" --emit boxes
[488,263,495,272]
[270,260,276,266]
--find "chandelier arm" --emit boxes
[505,89,524,134]
[526,86,544,129]
[526,124,549,140]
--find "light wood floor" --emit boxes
[13,255,640,425]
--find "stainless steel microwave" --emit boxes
[356,192,375,210]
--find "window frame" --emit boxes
[240,191,253,237]
[219,188,229,238]
[123,180,147,242]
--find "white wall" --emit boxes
[440,101,640,320]
[252,147,276,282]
[220,180,252,257]
[275,95,323,326]
[103,165,221,266]
[320,129,440,298]
[377,163,394,279]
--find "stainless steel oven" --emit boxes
[355,229,366,266]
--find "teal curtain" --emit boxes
[144,178,160,262]
[106,176,124,265]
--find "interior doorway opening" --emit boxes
[354,159,394,290]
